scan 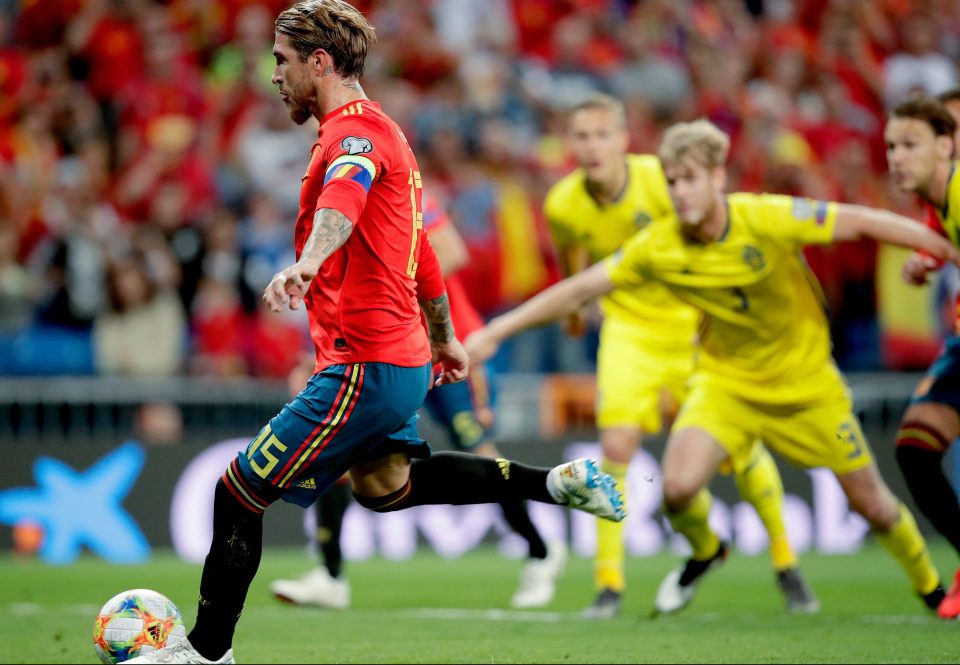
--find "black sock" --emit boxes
[353,452,554,511]
[499,500,547,559]
[316,481,351,579]
[896,444,960,556]
[188,477,277,660]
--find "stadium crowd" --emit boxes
[2,0,960,378]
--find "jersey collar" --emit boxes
[318,99,379,129]
[583,159,631,208]
[941,162,957,220]
[716,197,731,242]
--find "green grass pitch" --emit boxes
[2,542,959,663]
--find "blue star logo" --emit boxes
[0,441,151,564]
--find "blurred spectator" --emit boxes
[606,7,693,116]
[93,254,186,376]
[234,93,316,219]
[238,193,295,310]
[883,12,957,109]
[245,299,309,379]
[189,277,247,377]
[0,221,33,333]
[31,158,114,331]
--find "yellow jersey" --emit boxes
[605,193,842,403]
[544,154,699,344]
[930,161,960,245]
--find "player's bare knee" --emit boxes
[349,453,411,496]
[661,477,699,511]
[349,454,413,513]
[846,486,899,529]
[601,427,641,464]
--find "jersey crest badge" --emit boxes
[742,245,765,271]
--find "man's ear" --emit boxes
[936,134,955,161]
[310,48,331,76]
[713,165,727,192]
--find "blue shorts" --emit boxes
[911,335,960,411]
[422,364,493,450]
[230,362,432,508]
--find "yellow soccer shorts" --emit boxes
[595,319,693,433]
[672,378,874,475]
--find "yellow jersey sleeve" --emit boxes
[603,230,652,290]
[736,193,837,249]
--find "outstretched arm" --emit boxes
[263,208,353,312]
[832,204,960,266]
[556,244,593,336]
[465,262,615,364]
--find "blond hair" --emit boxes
[658,120,730,169]
[566,93,626,129]
[275,0,377,79]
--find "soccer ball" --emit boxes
[92,589,187,664]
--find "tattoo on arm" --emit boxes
[301,209,354,266]
[420,292,456,344]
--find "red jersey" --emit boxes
[297,100,444,370]
[422,195,484,340]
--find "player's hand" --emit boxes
[901,253,940,286]
[464,328,500,365]
[562,310,587,337]
[432,339,469,386]
[263,259,320,312]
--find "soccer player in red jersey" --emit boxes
[269,194,567,612]
[127,3,623,663]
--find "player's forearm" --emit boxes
[300,208,354,268]
[419,292,456,344]
[486,268,608,343]
[835,204,956,261]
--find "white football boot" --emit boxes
[510,540,568,609]
[653,542,729,616]
[124,639,234,664]
[546,459,626,522]
[269,567,351,610]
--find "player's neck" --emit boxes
[683,195,727,244]
[316,78,369,119]
[586,159,629,205]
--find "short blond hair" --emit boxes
[658,120,730,169]
[566,93,626,129]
